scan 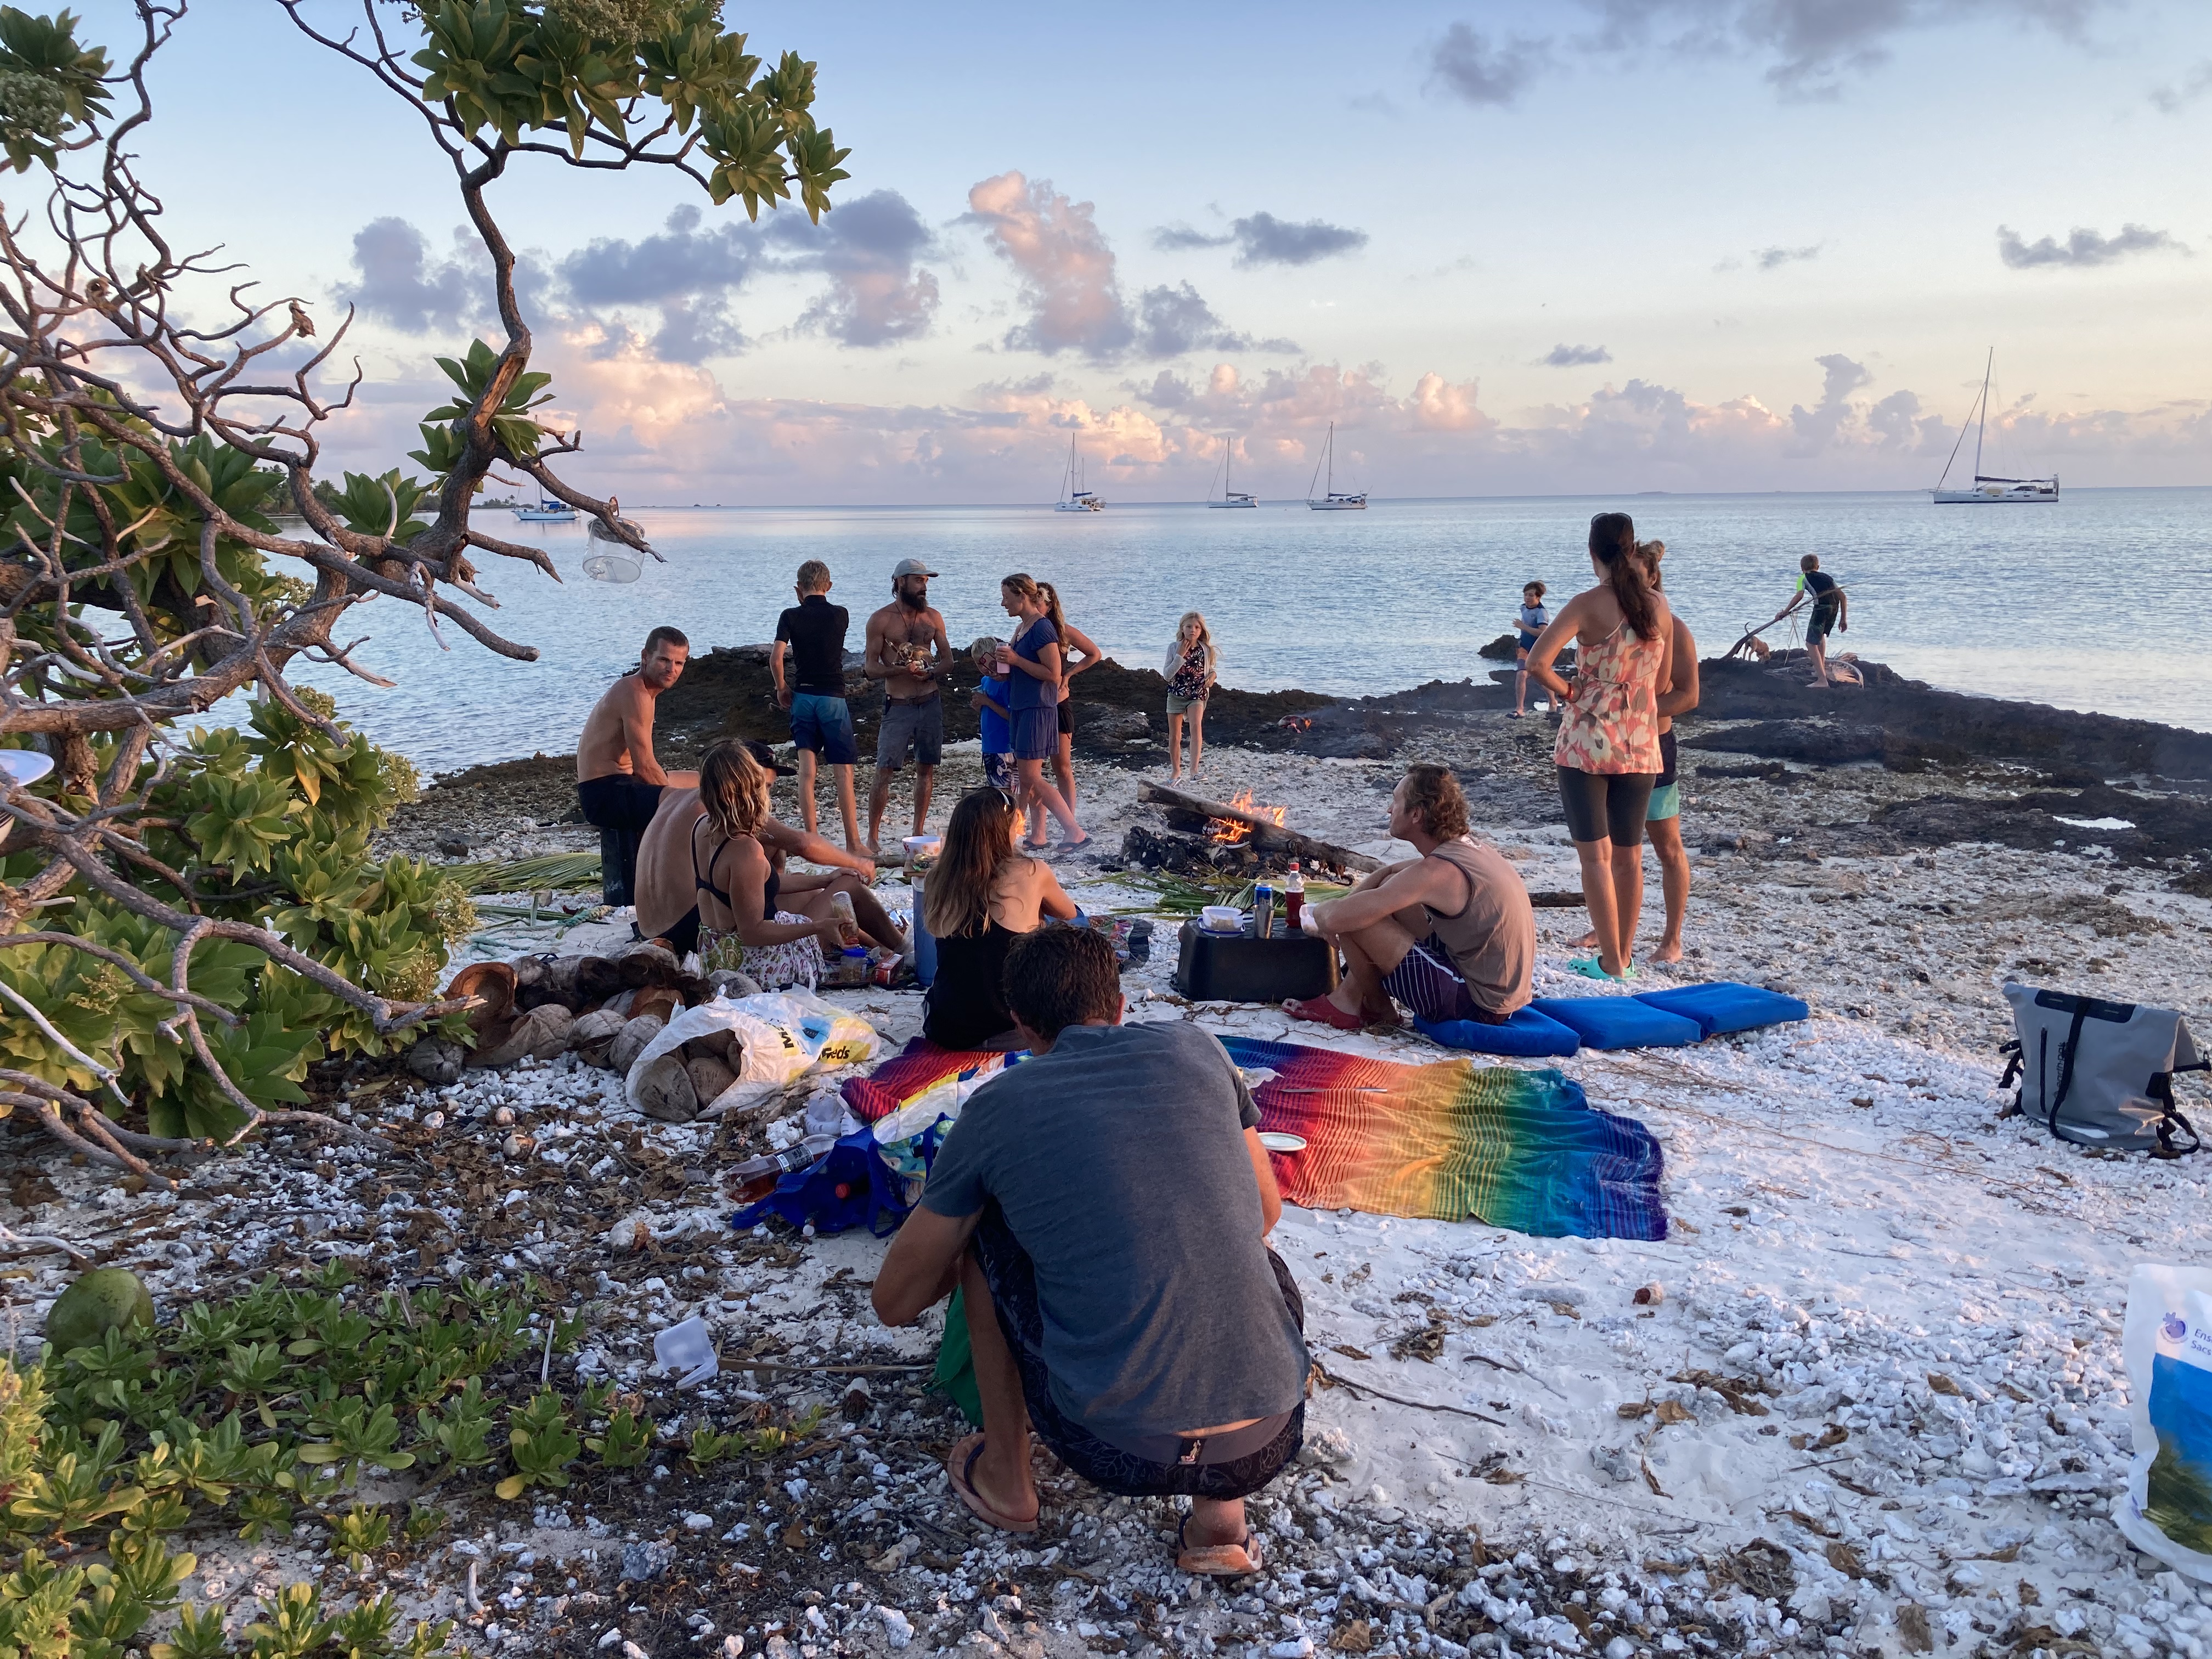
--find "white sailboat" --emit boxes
[1932,350,2057,504]
[1305,422,1367,510]
[1206,437,1258,509]
[1053,435,1105,512]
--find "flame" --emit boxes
[1204,789,1288,844]
[1280,715,1313,733]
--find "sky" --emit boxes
[91,0,2212,504]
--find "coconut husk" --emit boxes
[685,1054,737,1109]
[706,968,761,1001]
[518,955,584,1011]
[636,1053,698,1122]
[630,986,684,1027]
[603,988,637,1018]
[468,1003,574,1068]
[607,1013,664,1075]
[569,1007,627,1068]
[447,961,517,1036]
[615,941,687,990]
[574,956,625,1007]
[682,1029,738,1066]
[512,953,555,996]
[406,1036,465,1085]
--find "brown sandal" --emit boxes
[1176,1516,1263,1576]
[945,1433,1039,1534]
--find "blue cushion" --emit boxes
[1530,995,1703,1051]
[1413,1004,1582,1058]
[1633,981,1809,1038]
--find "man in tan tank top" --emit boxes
[1286,764,1534,1031]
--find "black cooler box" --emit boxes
[1172,920,1338,1003]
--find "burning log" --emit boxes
[1138,782,1380,876]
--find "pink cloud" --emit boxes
[963,171,1133,360]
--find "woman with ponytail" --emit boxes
[1523,512,1673,981]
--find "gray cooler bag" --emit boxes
[2000,981,2204,1155]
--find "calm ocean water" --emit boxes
[289,487,2212,774]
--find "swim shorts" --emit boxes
[1806,598,1839,645]
[789,693,857,765]
[1056,698,1075,738]
[876,695,943,770]
[1011,706,1057,761]
[970,1204,1304,1500]
[575,772,663,830]
[1165,692,1205,716]
[1557,766,1656,848]
[1646,782,1681,822]
[1380,934,1508,1025]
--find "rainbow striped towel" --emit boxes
[1218,1037,1666,1238]
[844,1036,1666,1240]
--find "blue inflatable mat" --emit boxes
[1411,1004,1582,1058]
[1530,995,1703,1051]
[1632,981,1809,1038]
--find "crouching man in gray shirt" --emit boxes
[872,927,1308,1576]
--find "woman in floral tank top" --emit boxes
[1523,512,1674,983]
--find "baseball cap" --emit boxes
[891,557,938,579]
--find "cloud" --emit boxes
[1996,222,2189,269]
[1540,343,1612,367]
[1573,0,2117,99]
[1226,212,1369,268]
[770,190,942,347]
[1426,22,1551,105]
[558,202,763,309]
[1155,212,1369,267]
[963,171,1135,360]
[1787,352,1875,453]
[336,218,480,333]
[2149,59,2212,112]
[1131,283,1297,358]
[1866,389,1949,454]
[1756,243,1823,269]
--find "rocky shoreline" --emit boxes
[7,653,2211,1659]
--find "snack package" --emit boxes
[2117,1262,2212,1582]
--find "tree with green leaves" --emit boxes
[0,0,848,1176]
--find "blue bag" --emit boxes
[1633,981,1809,1038]
[1413,1004,1582,1057]
[730,1120,946,1238]
[1530,995,1703,1051]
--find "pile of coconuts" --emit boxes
[405,941,762,1124]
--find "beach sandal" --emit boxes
[1284,994,1364,1031]
[945,1432,1039,1534]
[1176,1516,1263,1577]
[1567,957,1637,983]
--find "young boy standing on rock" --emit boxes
[1772,554,1847,686]
[773,560,862,854]
[873,927,1307,1576]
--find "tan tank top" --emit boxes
[1419,838,1536,1018]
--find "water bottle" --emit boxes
[727,1134,838,1202]
[1284,861,1305,932]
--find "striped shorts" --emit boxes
[1381,934,1505,1025]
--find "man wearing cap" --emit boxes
[865,558,951,856]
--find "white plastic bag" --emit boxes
[625,990,881,1119]
[2117,1262,2212,1582]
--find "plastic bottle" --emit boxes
[1283,861,1305,932]
[828,890,860,945]
[727,1133,837,1202]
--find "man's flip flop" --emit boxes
[945,1432,1038,1534]
[1176,1516,1263,1576]
[1284,995,1364,1031]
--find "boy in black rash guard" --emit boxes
[773,560,862,853]
[873,927,1306,1577]
[1771,554,1848,687]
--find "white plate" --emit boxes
[1257,1131,1307,1154]
[0,750,54,787]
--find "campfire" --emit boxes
[1205,788,1289,846]
[1122,782,1379,883]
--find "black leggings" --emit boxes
[1558,766,1655,848]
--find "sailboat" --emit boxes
[1053,435,1105,512]
[1206,437,1258,509]
[1932,351,2057,504]
[512,498,578,522]
[1305,422,1367,510]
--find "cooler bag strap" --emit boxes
[2044,1004,2095,1147]
[2148,1073,2204,1159]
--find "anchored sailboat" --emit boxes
[513,498,577,522]
[1206,437,1258,508]
[1053,434,1105,512]
[1933,351,2057,504]
[1305,422,1366,510]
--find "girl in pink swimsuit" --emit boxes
[1522,512,1672,981]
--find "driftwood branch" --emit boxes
[1138,782,1380,874]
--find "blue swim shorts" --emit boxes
[790,693,857,765]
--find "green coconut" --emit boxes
[45,1267,155,1353]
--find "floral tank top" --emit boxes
[1553,619,1664,775]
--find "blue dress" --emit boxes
[1008,619,1059,760]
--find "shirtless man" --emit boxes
[575,626,699,906]
[865,558,951,857]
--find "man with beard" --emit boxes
[575,626,698,906]
[865,558,951,856]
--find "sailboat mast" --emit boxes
[1973,349,1990,480]
[1325,423,1334,494]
